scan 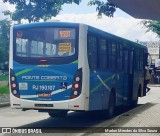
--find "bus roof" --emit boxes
[13,22,147,50]
[13,22,80,29]
[88,25,147,50]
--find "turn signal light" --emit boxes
[70,68,82,99]
[75,77,80,82]
[10,69,20,98]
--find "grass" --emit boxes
[0,71,10,94]
[0,86,9,94]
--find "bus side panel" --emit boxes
[89,71,125,111]
[109,72,124,107]
[89,71,104,110]
[89,71,114,111]
[123,74,129,102]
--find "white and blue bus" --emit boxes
[9,22,148,118]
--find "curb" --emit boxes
[0,102,10,107]
[148,84,160,87]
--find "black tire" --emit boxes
[131,99,138,108]
[48,110,68,118]
[107,92,115,119]
[130,86,140,108]
[130,94,138,108]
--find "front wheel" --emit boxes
[130,94,138,108]
[130,86,140,108]
[48,110,68,118]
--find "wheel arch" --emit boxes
[138,83,143,97]
[110,88,116,105]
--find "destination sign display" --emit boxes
[54,28,75,40]
[59,30,71,38]
[59,43,72,52]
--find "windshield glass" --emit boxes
[15,28,76,58]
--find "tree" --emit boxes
[3,0,81,23]
[88,1,160,38]
[141,20,160,38]
[0,19,11,64]
[88,0,116,17]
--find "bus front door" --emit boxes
[123,49,134,103]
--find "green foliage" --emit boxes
[0,19,11,64]
[3,0,81,23]
[88,0,116,18]
[142,20,160,38]
[0,86,9,94]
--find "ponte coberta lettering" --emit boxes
[22,76,67,80]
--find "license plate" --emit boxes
[37,92,51,98]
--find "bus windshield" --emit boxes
[15,27,76,58]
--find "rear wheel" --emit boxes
[107,92,115,119]
[48,110,68,118]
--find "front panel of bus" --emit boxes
[9,23,87,111]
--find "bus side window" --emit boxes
[118,44,123,70]
[87,35,97,70]
[116,44,120,69]
[98,38,107,70]
[112,42,117,70]
[129,50,134,74]
[140,50,144,70]
[134,49,137,70]
[124,50,129,73]
[137,50,140,70]
[108,42,112,70]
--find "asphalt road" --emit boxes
[0,106,126,136]
[0,85,160,136]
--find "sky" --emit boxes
[0,0,159,42]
